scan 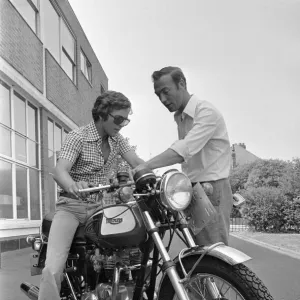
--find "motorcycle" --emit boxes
[21,168,273,300]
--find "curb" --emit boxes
[230,233,300,260]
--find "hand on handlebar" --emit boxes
[66,181,94,199]
[132,163,149,176]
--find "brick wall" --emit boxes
[45,0,108,126]
[0,0,43,93]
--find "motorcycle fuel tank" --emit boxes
[84,204,147,249]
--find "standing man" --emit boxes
[133,66,233,246]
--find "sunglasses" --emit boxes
[108,113,130,126]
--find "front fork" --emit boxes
[143,211,190,300]
[145,211,223,300]
[178,212,223,299]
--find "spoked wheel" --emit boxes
[173,273,246,300]
[158,256,273,300]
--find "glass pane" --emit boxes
[48,150,55,172]
[62,130,68,143]
[0,82,11,127]
[14,93,26,135]
[83,59,88,77]
[80,52,85,73]
[54,124,62,152]
[87,65,92,82]
[48,119,54,150]
[0,125,12,157]
[28,140,38,168]
[29,169,40,220]
[43,0,60,61]
[9,0,36,32]
[61,51,74,81]
[16,165,28,219]
[15,134,27,162]
[61,20,75,61]
[0,160,13,219]
[28,103,37,141]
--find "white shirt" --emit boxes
[170,95,231,182]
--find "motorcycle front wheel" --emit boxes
[158,256,273,300]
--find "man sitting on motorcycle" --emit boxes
[38,91,145,300]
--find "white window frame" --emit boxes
[0,80,42,225]
[80,50,92,84]
[47,118,68,202]
[44,0,76,83]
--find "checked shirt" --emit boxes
[58,121,132,201]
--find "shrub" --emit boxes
[240,187,300,233]
[240,187,287,232]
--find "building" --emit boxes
[0,0,108,252]
[231,143,260,168]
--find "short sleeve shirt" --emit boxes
[58,121,132,187]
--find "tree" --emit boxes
[229,160,261,193]
[229,158,300,233]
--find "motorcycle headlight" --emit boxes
[160,171,193,211]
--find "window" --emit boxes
[80,50,92,83]
[44,0,60,61]
[0,81,41,220]
[101,85,105,94]
[47,119,68,201]
[61,21,76,81]
[9,0,38,33]
[44,0,76,82]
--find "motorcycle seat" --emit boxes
[42,212,86,244]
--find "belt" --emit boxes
[59,192,80,200]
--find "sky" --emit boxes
[69,0,300,163]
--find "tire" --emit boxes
[158,255,273,300]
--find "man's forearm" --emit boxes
[146,148,184,170]
[53,166,75,191]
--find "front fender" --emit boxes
[185,243,252,266]
[156,244,251,298]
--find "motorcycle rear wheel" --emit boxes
[158,256,273,300]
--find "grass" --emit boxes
[232,231,300,254]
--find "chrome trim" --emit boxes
[112,263,122,300]
[179,243,224,282]
[160,171,193,211]
[134,173,155,185]
[64,272,77,300]
[142,211,190,300]
[203,244,252,265]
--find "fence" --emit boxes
[230,217,249,232]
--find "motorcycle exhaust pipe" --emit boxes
[20,282,39,300]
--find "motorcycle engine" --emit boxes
[90,247,143,272]
[88,248,143,300]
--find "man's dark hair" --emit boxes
[152,66,187,89]
[92,91,131,122]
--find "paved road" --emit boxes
[0,248,41,300]
[1,235,300,300]
[230,235,300,300]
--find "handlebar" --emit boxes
[78,181,135,193]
